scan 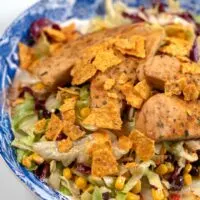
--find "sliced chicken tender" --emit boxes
[135,94,200,141]
[144,55,181,89]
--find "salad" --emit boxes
[10,0,200,199]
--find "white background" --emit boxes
[0,1,39,199]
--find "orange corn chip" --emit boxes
[134,80,151,100]
[83,99,122,130]
[45,114,63,140]
[92,143,118,177]
[129,130,155,161]
[63,122,85,141]
[118,136,133,151]
[115,36,146,58]
[18,42,34,69]
[34,118,47,134]
[183,83,199,101]
[61,110,76,124]
[59,97,77,112]
[120,82,143,109]
[181,62,200,74]
[61,23,80,41]
[44,27,66,42]
[49,43,63,55]
[58,138,73,153]
[125,162,138,169]
[104,78,115,90]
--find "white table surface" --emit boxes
[0,1,39,199]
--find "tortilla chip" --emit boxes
[159,37,192,57]
[61,23,80,41]
[57,138,73,153]
[118,73,129,85]
[181,62,200,74]
[118,136,133,151]
[107,92,119,99]
[18,42,34,69]
[83,99,122,130]
[59,97,77,112]
[44,27,66,42]
[34,118,47,134]
[93,49,122,72]
[104,78,115,90]
[49,43,63,55]
[63,121,85,141]
[134,80,151,100]
[115,35,146,58]
[125,162,138,169]
[92,143,118,177]
[45,114,63,140]
[61,109,76,124]
[183,83,199,101]
[71,59,97,85]
[129,130,155,161]
[120,82,143,109]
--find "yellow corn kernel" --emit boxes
[31,153,44,165]
[80,107,91,118]
[165,162,174,173]
[184,173,192,186]
[32,83,45,91]
[184,164,192,174]
[22,157,32,169]
[85,184,94,193]
[63,168,72,180]
[132,180,141,194]
[152,188,165,200]
[155,164,168,175]
[75,177,87,190]
[115,176,126,190]
[126,192,140,200]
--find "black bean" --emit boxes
[165,153,175,163]
[34,162,50,180]
[76,163,91,175]
[170,176,184,191]
[190,166,199,176]
[102,192,110,200]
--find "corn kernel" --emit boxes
[22,157,32,169]
[31,153,44,165]
[32,83,45,91]
[80,107,91,118]
[155,164,168,175]
[152,188,165,200]
[165,162,174,173]
[115,176,126,190]
[75,177,87,190]
[184,173,192,186]
[184,164,192,174]
[63,168,72,180]
[85,184,94,193]
[132,180,141,194]
[126,192,140,200]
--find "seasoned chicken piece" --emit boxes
[31,23,165,90]
[144,55,181,89]
[135,94,200,141]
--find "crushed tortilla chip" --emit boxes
[45,114,63,140]
[125,162,138,169]
[120,82,143,109]
[34,118,47,134]
[183,83,199,101]
[18,42,34,69]
[165,77,187,96]
[118,136,133,151]
[107,92,119,99]
[61,110,76,124]
[104,78,115,90]
[49,43,63,55]
[118,73,129,85]
[91,143,118,177]
[44,27,66,42]
[159,37,192,57]
[181,62,200,74]
[83,99,122,130]
[63,121,85,141]
[61,23,80,41]
[59,97,77,112]
[115,35,146,58]
[92,49,122,72]
[134,80,151,100]
[57,138,73,153]
[129,130,155,161]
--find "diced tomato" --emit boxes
[169,193,181,200]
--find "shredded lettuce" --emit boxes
[12,93,36,133]
[60,185,71,196]
[16,149,30,163]
[146,170,163,190]
[88,176,105,187]
[103,176,115,188]
[81,191,92,200]
[92,187,103,200]
[116,192,126,200]
[12,135,35,151]
[164,142,198,162]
